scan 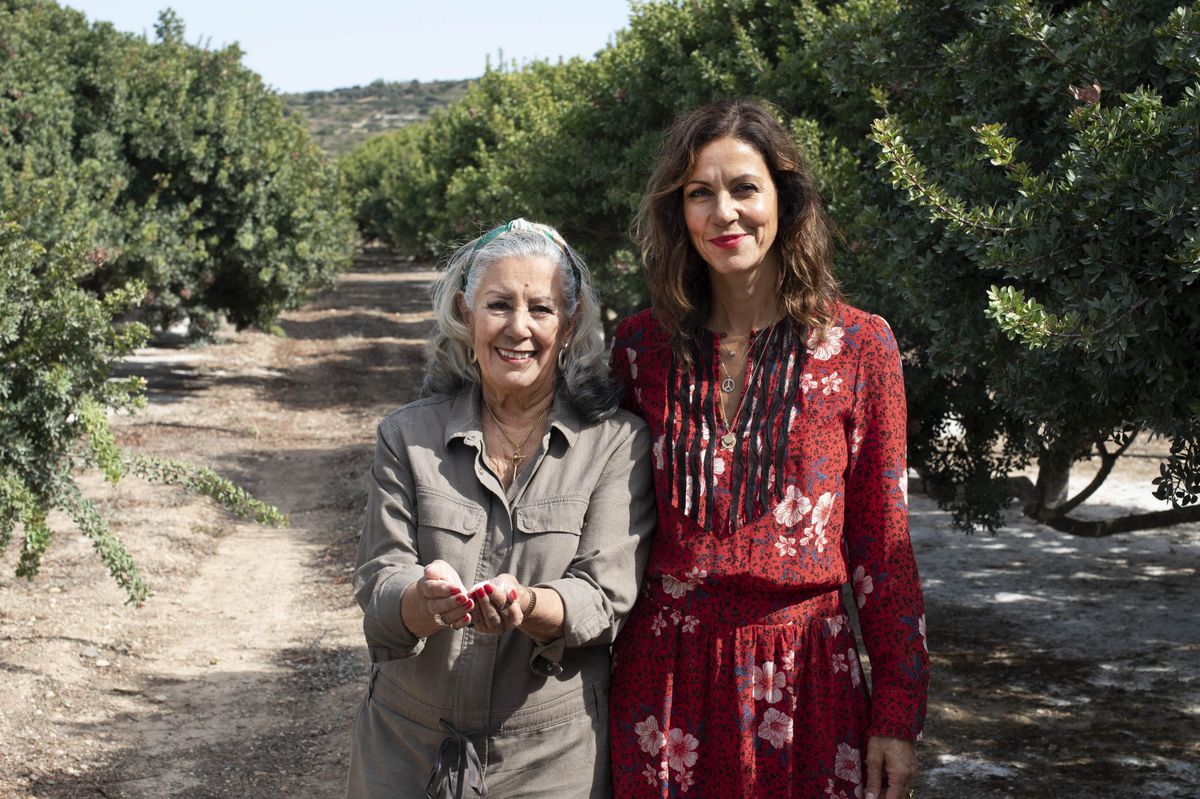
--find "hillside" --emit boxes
[282,78,471,156]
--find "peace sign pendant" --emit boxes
[720,377,736,393]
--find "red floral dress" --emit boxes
[609,305,929,799]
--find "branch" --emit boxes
[871,117,1017,236]
[986,285,1080,348]
[1014,10,1070,69]
[1050,435,1136,516]
[987,287,1150,351]
[1040,504,1200,537]
[58,486,150,604]
[122,452,287,526]
[1005,1,1098,84]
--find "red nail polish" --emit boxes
[466,598,474,609]
[448,586,460,595]
[484,584,494,595]
[508,589,518,602]
[456,595,468,606]
[462,613,471,624]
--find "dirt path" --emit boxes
[1,251,1197,798]
[0,250,434,798]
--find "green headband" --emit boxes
[459,218,583,292]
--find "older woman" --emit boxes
[348,219,656,799]
[609,101,930,799]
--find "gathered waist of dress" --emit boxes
[643,575,845,629]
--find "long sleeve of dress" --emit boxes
[354,422,427,659]
[843,314,930,739]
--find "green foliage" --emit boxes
[839,0,1200,524]
[339,123,432,251]
[0,0,357,335]
[1,2,315,601]
[58,485,149,604]
[0,220,288,602]
[985,285,1080,349]
[341,0,1200,529]
[123,453,288,527]
[0,219,147,597]
[341,0,846,319]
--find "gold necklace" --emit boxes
[716,344,756,450]
[484,403,549,470]
[718,342,748,394]
[712,314,782,448]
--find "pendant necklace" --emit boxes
[719,363,738,395]
[716,340,754,450]
[484,402,549,472]
[718,336,747,394]
[717,385,748,450]
[713,313,781,450]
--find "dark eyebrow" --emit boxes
[685,173,762,188]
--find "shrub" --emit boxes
[1,1,357,336]
[340,0,1200,533]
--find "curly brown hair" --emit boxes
[635,99,842,364]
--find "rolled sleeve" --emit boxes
[539,574,613,648]
[354,420,426,658]
[528,419,656,669]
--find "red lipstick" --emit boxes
[710,234,747,249]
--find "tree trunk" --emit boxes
[1016,432,1195,536]
[1031,444,1072,517]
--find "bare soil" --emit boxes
[1,251,1197,798]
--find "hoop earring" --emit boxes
[557,344,569,371]
[468,346,477,364]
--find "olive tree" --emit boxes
[823,0,1200,533]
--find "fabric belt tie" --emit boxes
[424,719,487,799]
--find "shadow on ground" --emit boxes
[910,498,1200,797]
[22,660,365,799]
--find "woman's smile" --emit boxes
[496,347,536,362]
[709,233,749,249]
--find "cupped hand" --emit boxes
[417,560,473,630]
[864,735,917,799]
[467,573,527,635]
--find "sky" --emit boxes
[62,1,637,94]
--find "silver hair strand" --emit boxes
[422,219,619,422]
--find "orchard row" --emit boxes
[343,0,1200,531]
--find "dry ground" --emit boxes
[1,251,1197,798]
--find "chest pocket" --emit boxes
[415,488,486,539]
[514,498,588,536]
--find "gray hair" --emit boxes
[422,219,620,422]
